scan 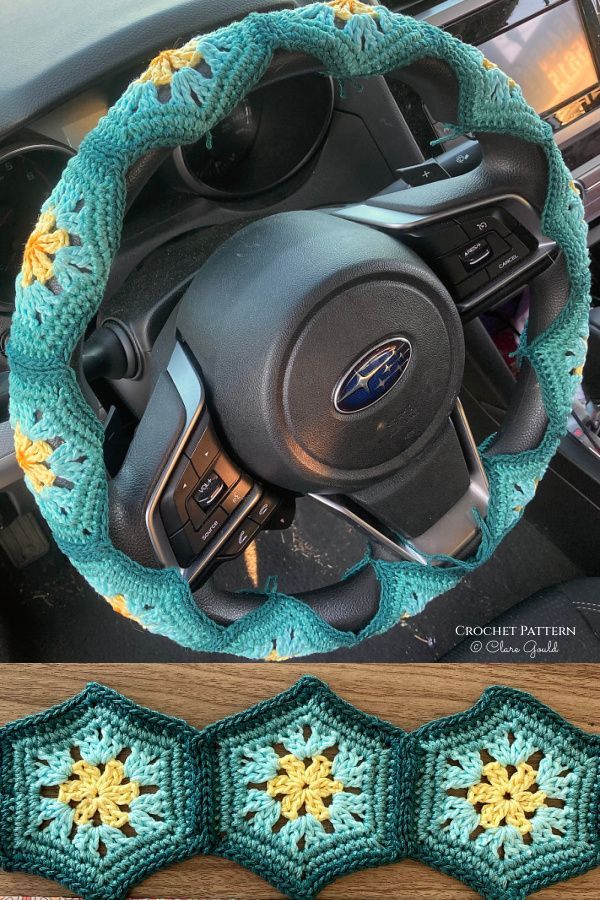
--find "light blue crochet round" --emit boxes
[8,2,590,658]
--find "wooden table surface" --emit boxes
[0,664,598,899]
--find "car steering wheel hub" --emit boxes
[178,210,464,491]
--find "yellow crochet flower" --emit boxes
[264,648,290,662]
[467,761,547,834]
[21,208,70,287]
[137,40,202,86]
[327,0,378,21]
[103,593,144,627]
[13,423,56,493]
[267,753,343,821]
[58,758,139,829]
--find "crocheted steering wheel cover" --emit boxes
[8,1,590,659]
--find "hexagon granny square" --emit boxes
[411,686,600,900]
[198,675,408,899]
[0,683,208,900]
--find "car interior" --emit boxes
[1,0,600,662]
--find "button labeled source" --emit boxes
[170,507,228,567]
[196,508,227,550]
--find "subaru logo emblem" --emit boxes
[333,337,412,414]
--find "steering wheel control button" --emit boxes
[220,519,260,558]
[459,238,493,270]
[486,235,531,279]
[249,492,280,525]
[395,160,449,186]
[170,522,198,568]
[213,453,241,488]
[194,470,224,510]
[160,457,197,535]
[221,474,253,514]
[460,211,511,239]
[186,423,220,475]
[454,269,489,300]
[437,140,482,177]
[195,507,228,550]
[410,221,468,257]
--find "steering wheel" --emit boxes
[8,1,590,659]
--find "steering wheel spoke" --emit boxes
[312,399,488,565]
[127,342,289,588]
[334,180,557,322]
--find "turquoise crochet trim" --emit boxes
[1,677,599,899]
[7,2,590,658]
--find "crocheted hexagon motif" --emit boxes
[198,676,406,899]
[0,684,208,900]
[412,686,600,900]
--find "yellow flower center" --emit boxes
[13,422,56,493]
[267,753,344,821]
[58,758,140,829]
[467,761,547,835]
[21,208,70,287]
[327,0,379,21]
[137,41,202,86]
[103,594,144,627]
[264,648,290,662]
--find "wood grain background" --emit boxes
[0,664,598,898]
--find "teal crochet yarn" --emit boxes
[1,678,600,899]
[198,674,408,898]
[7,1,591,658]
[410,685,600,900]
[0,683,209,900]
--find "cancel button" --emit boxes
[486,234,531,279]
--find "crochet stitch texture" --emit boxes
[7,1,591,658]
[0,677,599,899]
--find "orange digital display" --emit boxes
[479,0,598,115]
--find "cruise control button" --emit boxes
[485,231,511,257]
[396,160,449,186]
[249,493,280,525]
[486,235,530,280]
[220,519,260,558]
[460,212,511,239]
[159,457,197,536]
[221,474,253,514]
[436,253,468,285]
[459,238,492,269]
[186,423,220,476]
[454,269,488,300]
[194,470,224,510]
